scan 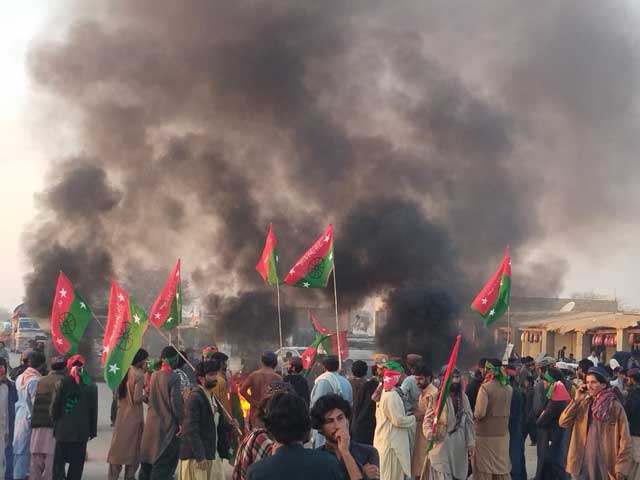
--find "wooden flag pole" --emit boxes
[151,323,243,437]
[332,260,342,370]
[90,311,106,332]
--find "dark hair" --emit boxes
[310,393,352,430]
[547,367,563,382]
[51,360,66,371]
[176,350,188,369]
[351,360,368,378]
[578,359,594,372]
[161,346,178,360]
[629,370,640,384]
[29,351,46,369]
[487,358,502,368]
[288,357,303,374]
[263,393,310,444]
[478,357,488,368]
[212,352,229,364]
[323,356,339,372]
[196,360,221,378]
[414,364,433,379]
[0,357,7,369]
[261,352,277,368]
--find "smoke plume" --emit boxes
[22,1,640,361]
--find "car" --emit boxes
[13,318,47,353]
[275,346,307,366]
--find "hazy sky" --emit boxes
[2,2,640,313]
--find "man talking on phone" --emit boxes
[310,394,380,480]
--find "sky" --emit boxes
[2,2,640,313]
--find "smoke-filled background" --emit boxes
[19,1,640,363]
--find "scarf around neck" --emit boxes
[483,363,508,386]
[592,388,618,422]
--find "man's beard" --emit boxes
[450,382,462,394]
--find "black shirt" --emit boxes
[247,443,345,480]
[626,387,640,437]
[284,374,311,406]
[319,441,379,480]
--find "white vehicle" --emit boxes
[275,347,307,366]
[13,318,47,353]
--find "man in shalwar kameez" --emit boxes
[423,368,475,480]
[473,359,513,480]
[12,351,45,480]
[373,363,416,480]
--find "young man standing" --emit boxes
[50,355,98,480]
[284,357,310,406]
[139,346,184,480]
[240,351,282,430]
[29,355,66,480]
[350,363,378,446]
[411,365,437,479]
[560,366,632,479]
[178,359,231,480]
[310,393,380,479]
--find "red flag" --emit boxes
[256,224,279,285]
[329,330,349,360]
[309,309,330,335]
[470,246,511,325]
[301,345,318,369]
[284,225,334,288]
[382,369,402,391]
[102,280,130,364]
[149,259,182,329]
[429,335,462,448]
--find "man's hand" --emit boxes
[616,473,626,480]
[176,426,183,437]
[196,459,209,471]
[334,427,351,456]
[574,385,588,402]
[363,463,380,479]
[467,446,474,458]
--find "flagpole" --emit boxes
[276,280,284,362]
[151,324,242,437]
[90,311,106,332]
[332,262,342,370]
[507,305,511,345]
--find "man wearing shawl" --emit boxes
[373,363,416,480]
[473,358,513,480]
[560,365,632,480]
[422,367,474,480]
[140,346,184,480]
[13,350,45,480]
[50,354,97,480]
[534,367,570,480]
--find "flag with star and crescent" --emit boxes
[470,246,511,326]
[284,224,334,288]
[50,271,93,355]
[103,280,149,390]
[149,259,182,330]
[301,310,349,370]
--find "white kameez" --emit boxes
[374,389,416,480]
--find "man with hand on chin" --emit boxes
[311,393,380,480]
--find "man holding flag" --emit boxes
[473,358,513,480]
[422,367,475,480]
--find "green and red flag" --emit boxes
[284,224,334,288]
[149,259,182,330]
[50,271,93,355]
[103,280,149,390]
[321,331,349,360]
[256,224,280,285]
[427,334,462,453]
[470,246,511,326]
[302,310,349,369]
[309,309,330,335]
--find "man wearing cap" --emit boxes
[50,354,98,480]
[374,363,416,480]
[560,365,632,479]
[240,351,282,430]
[29,355,66,480]
[401,354,423,414]
[473,358,513,480]
[140,346,184,480]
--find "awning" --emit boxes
[518,312,640,334]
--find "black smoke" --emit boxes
[21,1,640,361]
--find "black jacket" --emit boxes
[351,378,379,445]
[31,370,65,428]
[247,443,345,480]
[284,374,310,406]
[51,375,98,442]
[466,374,483,413]
[179,386,231,461]
[626,386,640,437]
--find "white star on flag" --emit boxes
[117,293,125,302]
[154,312,161,319]
[500,280,504,287]
[133,314,141,324]
[59,288,67,298]
[263,257,268,264]
[489,309,496,316]
[324,235,330,242]
[328,252,333,261]
[80,302,87,309]
[103,345,110,354]
[383,375,392,384]
[166,317,173,323]
[303,282,310,288]
[108,363,120,374]
[176,270,180,277]
[304,355,311,363]
[56,338,63,345]
[275,255,279,262]
[481,297,488,305]
[176,292,180,299]
[289,268,295,275]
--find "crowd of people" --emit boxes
[0,342,638,479]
